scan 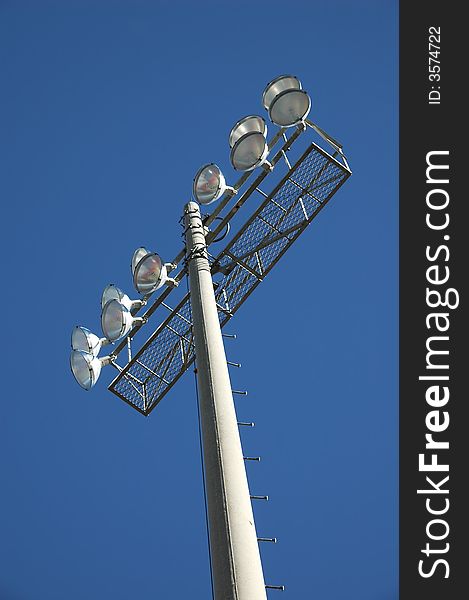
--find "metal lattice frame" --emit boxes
[109,132,351,416]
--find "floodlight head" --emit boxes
[132,250,169,294]
[70,349,111,391]
[101,299,144,342]
[262,75,301,110]
[131,247,150,275]
[262,74,311,127]
[229,115,267,148]
[193,164,229,205]
[71,326,108,357]
[101,284,143,312]
[230,132,269,171]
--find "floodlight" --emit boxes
[101,299,145,342]
[230,132,269,171]
[193,164,235,205]
[131,247,149,274]
[71,326,109,357]
[132,250,178,294]
[262,75,301,110]
[262,74,311,127]
[70,349,112,391]
[229,116,267,148]
[101,284,144,312]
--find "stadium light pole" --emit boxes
[71,74,352,597]
[184,201,267,600]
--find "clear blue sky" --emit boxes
[0,1,398,598]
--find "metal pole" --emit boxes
[184,201,267,600]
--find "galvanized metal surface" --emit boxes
[184,201,267,600]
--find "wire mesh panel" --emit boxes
[212,142,350,321]
[109,141,351,415]
[110,294,195,414]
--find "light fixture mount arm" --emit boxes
[164,262,177,273]
[165,277,179,288]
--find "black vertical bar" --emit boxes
[400,3,466,599]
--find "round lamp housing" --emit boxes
[230,132,269,171]
[70,349,110,391]
[101,299,144,342]
[229,115,267,148]
[262,74,311,127]
[131,247,150,275]
[262,75,302,110]
[101,284,142,312]
[193,164,227,205]
[71,326,107,357]
[133,252,167,294]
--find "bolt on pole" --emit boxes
[184,201,267,600]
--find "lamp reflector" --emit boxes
[70,349,110,390]
[230,132,269,171]
[262,75,302,110]
[131,247,150,275]
[133,252,167,294]
[71,326,107,357]
[101,299,143,342]
[229,115,267,148]
[101,284,142,312]
[262,74,311,127]
[193,164,227,205]
[269,89,311,127]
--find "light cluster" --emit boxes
[192,74,311,205]
[70,75,312,391]
[70,249,177,390]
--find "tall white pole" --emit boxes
[184,202,267,600]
